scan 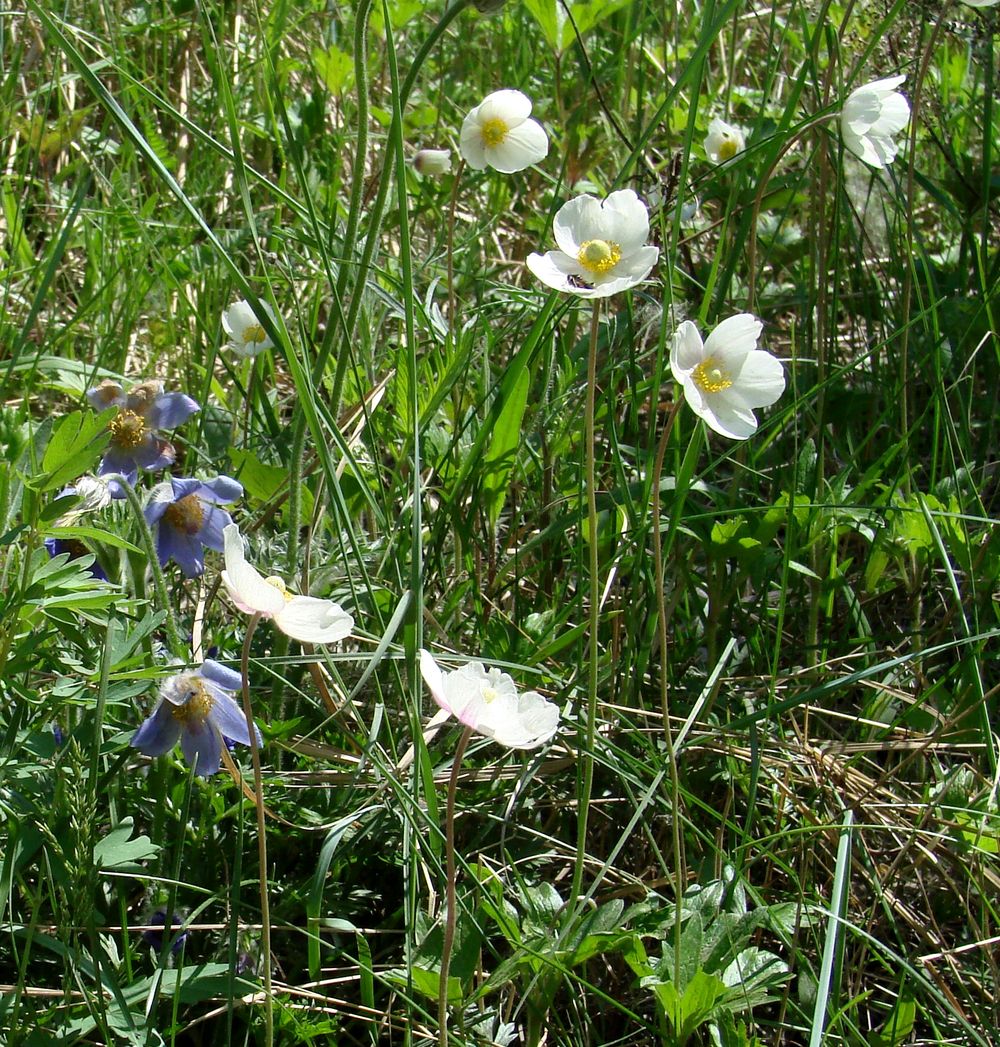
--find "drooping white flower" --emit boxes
[413,148,452,177]
[419,649,559,750]
[670,314,785,440]
[221,524,354,644]
[459,89,548,173]
[958,0,998,7]
[840,75,910,169]
[525,189,659,298]
[704,118,746,164]
[222,299,278,357]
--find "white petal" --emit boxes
[276,597,353,644]
[476,89,533,125]
[526,251,580,293]
[671,321,706,377]
[459,117,489,169]
[485,118,548,173]
[700,397,760,440]
[419,649,452,716]
[601,189,651,254]
[730,350,786,409]
[873,93,910,135]
[221,524,285,616]
[607,244,659,283]
[703,314,762,371]
[552,194,601,257]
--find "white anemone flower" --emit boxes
[704,118,746,164]
[459,89,548,173]
[840,75,910,169]
[526,189,659,298]
[670,314,786,440]
[221,524,354,644]
[419,649,559,750]
[222,299,278,357]
[959,0,998,7]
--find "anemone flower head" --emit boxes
[670,314,786,440]
[704,117,746,164]
[222,299,277,358]
[221,524,354,644]
[44,536,108,581]
[130,660,260,778]
[419,649,560,750]
[87,378,199,495]
[142,910,187,955]
[144,475,243,578]
[526,189,659,298]
[840,75,910,169]
[459,89,548,173]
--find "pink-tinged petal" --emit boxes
[703,314,762,371]
[670,321,706,377]
[221,524,286,616]
[485,118,548,173]
[419,649,453,716]
[276,596,353,644]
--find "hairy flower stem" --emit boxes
[570,303,603,908]
[115,476,184,658]
[650,399,684,985]
[239,613,272,1047]
[438,724,473,1047]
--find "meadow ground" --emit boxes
[1,0,999,1044]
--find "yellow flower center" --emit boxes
[264,575,294,602]
[578,239,621,276]
[692,358,733,393]
[109,409,147,449]
[480,117,509,148]
[718,138,738,161]
[242,323,267,346]
[170,677,214,727]
[482,686,498,704]
[163,493,205,535]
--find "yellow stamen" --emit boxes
[718,138,738,161]
[692,358,733,393]
[482,686,498,704]
[578,239,621,276]
[163,494,205,535]
[242,324,267,346]
[109,409,147,449]
[480,117,509,148]
[264,575,294,603]
[170,677,214,727]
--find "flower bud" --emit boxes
[412,148,452,177]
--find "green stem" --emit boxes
[571,303,603,907]
[114,475,185,657]
[438,724,473,1047]
[239,613,272,1047]
[649,399,685,985]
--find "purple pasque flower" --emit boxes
[87,379,199,494]
[142,910,188,955]
[44,536,108,581]
[130,660,261,778]
[144,475,243,578]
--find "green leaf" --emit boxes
[93,818,159,870]
[32,410,110,493]
[483,364,529,527]
[870,991,916,1047]
[41,525,141,553]
[229,447,313,522]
